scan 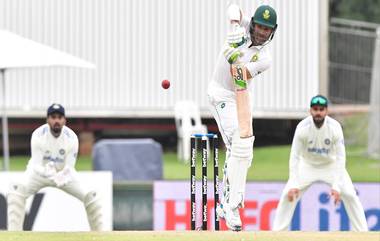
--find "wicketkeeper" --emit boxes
[272,95,368,231]
[7,103,103,231]
[207,4,277,231]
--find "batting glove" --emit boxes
[227,23,247,47]
[223,44,241,64]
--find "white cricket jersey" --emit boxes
[289,116,346,190]
[27,124,79,172]
[207,15,272,103]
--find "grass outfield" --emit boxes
[7,145,380,182]
[0,231,379,241]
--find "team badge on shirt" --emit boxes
[251,53,259,62]
[324,138,331,145]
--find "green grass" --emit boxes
[163,146,291,181]
[6,145,380,182]
[0,231,379,241]
[340,113,369,147]
[7,155,93,171]
[164,145,380,182]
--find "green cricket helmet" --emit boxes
[310,95,329,107]
[249,5,278,46]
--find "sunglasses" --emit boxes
[311,96,328,106]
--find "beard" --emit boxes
[313,116,325,127]
[251,35,266,46]
[253,34,268,45]
[250,29,271,46]
[51,123,62,136]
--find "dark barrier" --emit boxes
[113,182,153,230]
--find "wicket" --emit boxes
[190,133,219,231]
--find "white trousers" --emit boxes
[272,162,368,231]
[209,99,251,206]
[8,169,104,231]
[20,169,88,202]
[209,99,238,149]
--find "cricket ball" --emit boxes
[161,79,170,89]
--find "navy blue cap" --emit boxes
[47,103,65,116]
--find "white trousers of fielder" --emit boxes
[272,161,368,231]
[7,169,103,231]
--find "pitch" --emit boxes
[0,231,379,241]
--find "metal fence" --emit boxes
[329,18,379,104]
[368,27,380,159]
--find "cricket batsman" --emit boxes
[207,4,277,231]
[272,95,368,231]
[7,104,103,231]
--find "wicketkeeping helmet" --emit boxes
[249,5,278,46]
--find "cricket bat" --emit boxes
[231,63,253,138]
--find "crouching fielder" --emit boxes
[272,95,368,231]
[7,104,103,231]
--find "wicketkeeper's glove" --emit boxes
[51,166,74,187]
[34,161,57,178]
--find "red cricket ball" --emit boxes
[161,79,170,89]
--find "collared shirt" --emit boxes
[289,116,346,191]
[27,124,79,172]
[208,15,272,103]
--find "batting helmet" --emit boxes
[249,5,278,46]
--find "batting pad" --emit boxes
[227,134,255,209]
[7,183,27,231]
[84,191,103,231]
